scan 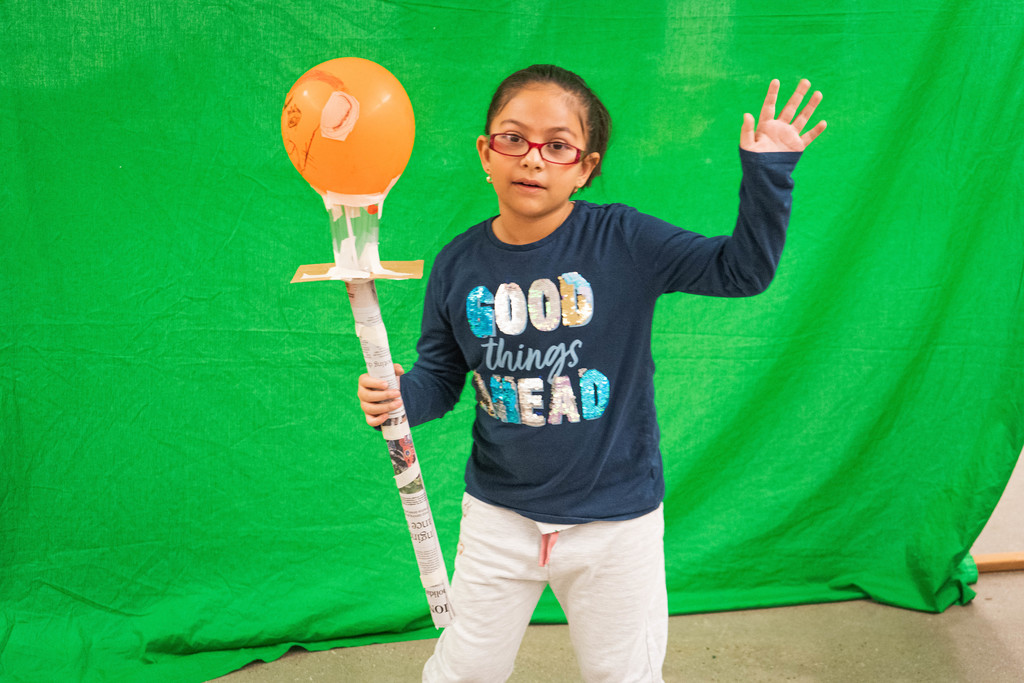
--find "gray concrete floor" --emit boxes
[213,452,1023,682]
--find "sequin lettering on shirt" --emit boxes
[472,371,496,418]
[528,279,561,332]
[489,375,521,424]
[495,283,527,335]
[517,377,545,427]
[559,272,593,327]
[467,286,494,338]
[578,368,610,420]
[547,375,581,425]
[465,272,608,427]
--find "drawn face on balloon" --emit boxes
[281,69,346,177]
[284,99,302,130]
[281,58,415,198]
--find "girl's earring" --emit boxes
[486,174,493,184]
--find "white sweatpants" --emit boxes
[423,494,667,683]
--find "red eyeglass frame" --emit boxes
[487,134,584,165]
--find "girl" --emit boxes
[358,64,825,682]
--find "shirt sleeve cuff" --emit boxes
[738,146,802,170]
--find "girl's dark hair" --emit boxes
[485,64,611,189]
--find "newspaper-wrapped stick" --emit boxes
[348,278,454,626]
[282,57,454,627]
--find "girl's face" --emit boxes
[477,84,599,232]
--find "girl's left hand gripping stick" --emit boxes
[347,280,455,628]
[281,56,452,627]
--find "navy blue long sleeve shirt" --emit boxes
[399,149,800,524]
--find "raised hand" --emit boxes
[740,79,826,153]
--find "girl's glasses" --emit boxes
[488,134,583,165]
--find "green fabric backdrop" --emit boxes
[2,0,1021,680]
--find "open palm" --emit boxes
[740,79,826,153]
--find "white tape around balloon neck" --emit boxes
[318,175,401,212]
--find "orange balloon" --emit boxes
[282,58,415,198]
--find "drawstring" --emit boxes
[538,531,559,567]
